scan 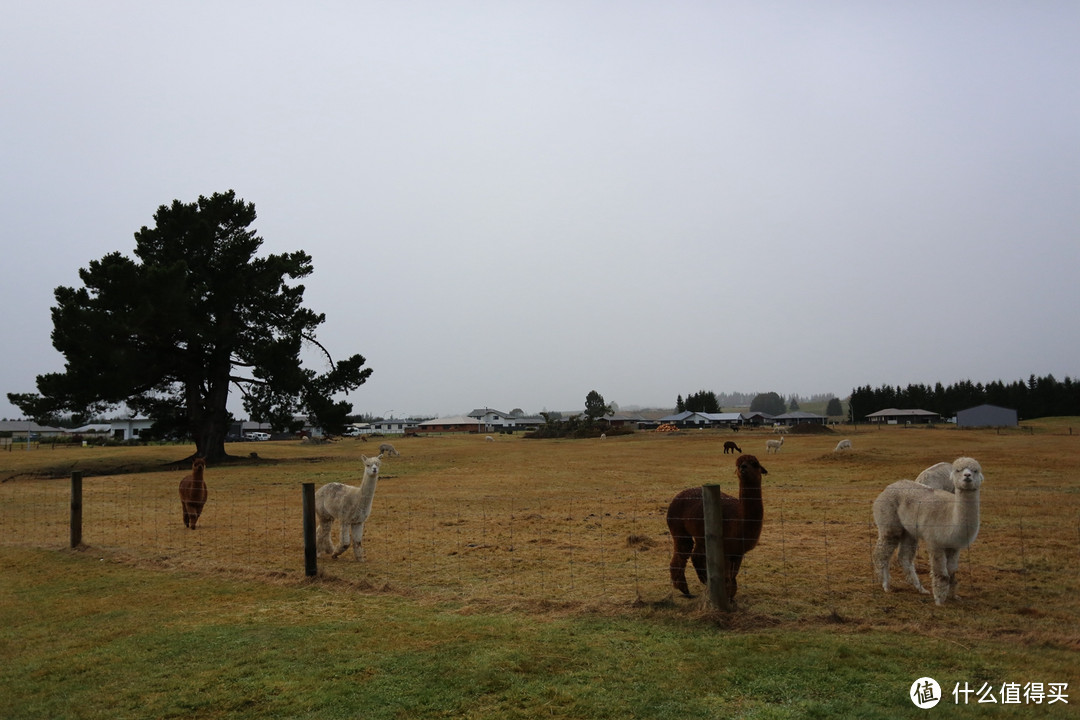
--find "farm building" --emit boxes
[865,408,941,425]
[956,404,1018,428]
[370,419,418,435]
[467,408,544,432]
[772,411,827,426]
[0,420,65,444]
[417,416,482,434]
[656,411,749,429]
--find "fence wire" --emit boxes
[2,473,1078,617]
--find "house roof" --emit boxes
[418,416,478,426]
[658,411,696,422]
[957,403,1016,413]
[657,411,744,423]
[773,411,826,420]
[69,424,113,433]
[701,412,744,422]
[0,420,64,433]
[468,408,512,419]
[865,408,940,417]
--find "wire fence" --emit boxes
[2,472,1078,619]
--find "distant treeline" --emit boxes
[849,374,1080,421]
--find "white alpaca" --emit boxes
[916,461,954,491]
[315,454,382,561]
[766,436,784,453]
[485,435,494,442]
[834,439,852,451]
[378,442,400,457]
[872,457,984,605]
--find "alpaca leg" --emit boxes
[669,536,695,597]
[189,503,203,530]
[350,521,367,561]
[316,517,335,556]
[897,535,928,594]
[944,548,960,600]
[726,555,744,600]
[689,538,708,586]
[182,504,192,529]
[332,523,352,559]
[928,548,951,605]
[872,532,901,592]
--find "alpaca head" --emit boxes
[950,457,983,492]
[191,457,206,472]
[736,454,767,481]
[360,454,382,478]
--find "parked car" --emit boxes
[244,431,271,441]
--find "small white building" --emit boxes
[370,419,418,435]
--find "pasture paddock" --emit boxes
[1,422,1078,648]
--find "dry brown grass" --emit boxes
[2,421,1078,648]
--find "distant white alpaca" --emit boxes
[834,439,852,452]
[485,435,494,442]
[872,457,984,605]
[766,436,784,453]
[916,461,954,491]
[378,442,400,457]
[315,454,382,561]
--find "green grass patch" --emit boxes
[2,547,1074,719]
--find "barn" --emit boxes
[865,408,941,425]
[956,404,1018,428]
[417,416,481,434]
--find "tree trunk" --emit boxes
[198,422,229,463]
[190,361,235,463]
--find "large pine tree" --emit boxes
[9,191,372,461]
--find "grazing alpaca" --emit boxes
[766,436,784,453]
[872,457,984,605]
[378,442,400,457]
[834,439,852,452]
[666,454,769,599]
[315,454,383,561]
[179,457,208,530]
[723,441,741,454]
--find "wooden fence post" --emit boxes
[301,483,317,577]
[701,484,731,612]
[70,471,83,549]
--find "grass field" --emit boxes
[2,421,1078,718]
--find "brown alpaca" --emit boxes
[723,441,741,454]
[179,457,208,529]
[666,454,768,599]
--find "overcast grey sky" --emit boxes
[3,2,1078,420]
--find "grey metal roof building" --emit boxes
[956,404,1018,428]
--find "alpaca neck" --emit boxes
[738,482,764,517]
[356,470,379,514]
[952,488,980,519]
[949,488,981,544]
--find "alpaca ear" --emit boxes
[760,465,768,475]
